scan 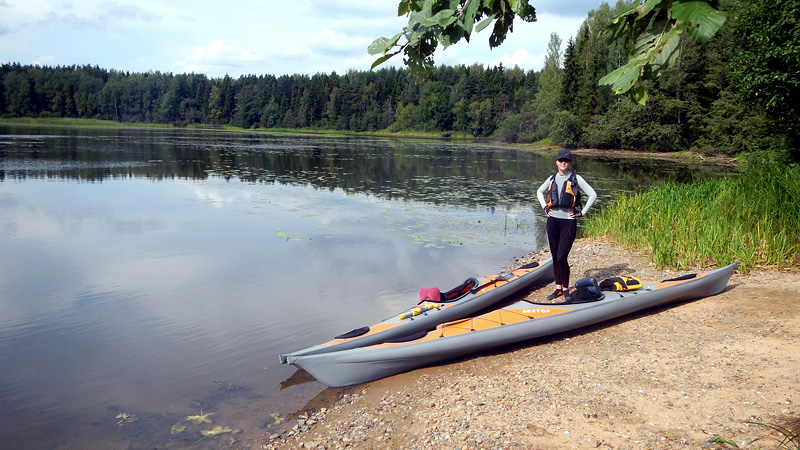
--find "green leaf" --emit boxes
[368,33,403,55]
[442,22,467,47]
[599,58,646,94]
[406,27,426,47]
[421,9,456,28]
[607,3,640,26]
[670,0,727,44]
[602,3,640,42]
[462,0,481,36]
[650,30,682,75]
[632,84,648,105]
[441,0,461,10]
[475,14,495,33]
[370,51,401,69]
[637,0,665,18]
[508,0,536,21]
[398,1,412,16]
[407,0,433,29]
[631,19,672,59]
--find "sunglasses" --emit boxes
[557,158,571,163]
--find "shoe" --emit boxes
[546,289,563,300]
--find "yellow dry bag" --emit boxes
[599,276,642,292]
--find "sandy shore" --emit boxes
[258,238,799,450]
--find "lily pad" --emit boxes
[275,230,309,241]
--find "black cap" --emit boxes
[556,149,573,161]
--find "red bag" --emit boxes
[418,287,441,302]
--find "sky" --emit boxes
[1,0,604,79]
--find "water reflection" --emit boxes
[0,125,724,205]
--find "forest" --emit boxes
[1,0,797,162]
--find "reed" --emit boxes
[584,164,800,271]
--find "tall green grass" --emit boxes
[584,164,800,271]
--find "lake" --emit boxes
[0,124,721,449]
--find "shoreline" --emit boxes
[259,238,799,450]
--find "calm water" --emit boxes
[0,125,722,450]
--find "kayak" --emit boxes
[284,262,736,387]
[280,258,554,363]
[279,258,554,363]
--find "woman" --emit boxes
[536,149,597,300]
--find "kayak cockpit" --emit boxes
[335,326,370,339]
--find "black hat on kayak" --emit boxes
[556,149,573,161]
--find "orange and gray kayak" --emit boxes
[279,258,554,363]
[284,263,736,387]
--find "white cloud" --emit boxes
[31,54,54,66]
[496,48,540,70]
[193,39,233,59]
[176,39,251,76]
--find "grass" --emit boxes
[584,163,800,272]
[0,117,175,128]
[747,418,800,450]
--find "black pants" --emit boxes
[546,217,577,288]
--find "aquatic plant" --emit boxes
[115,412,137,426]
[192,425,234,444]
[186,409,214,424]
[200,426,233,437]
[276,229,310,241]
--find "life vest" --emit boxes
[545,172,582,209]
